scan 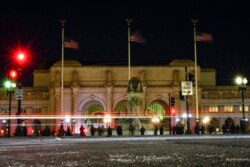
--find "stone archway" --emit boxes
[83,102,105,126]
[146,100,169,130]
[78,96,106,129]
[147,100,168,119]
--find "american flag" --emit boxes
[130,31,146,43]
[64,38,80,50]
[196,33,213,42]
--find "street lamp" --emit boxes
[65,115,70,127]
[235,76,248,133]
[4,80,16,137]
[202,116,210,134]
[152,116,160,126]
[103,115,111,128]
[2,120,7,136]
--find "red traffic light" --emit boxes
[16,52,26,65]
[9,70,18,80]
[17,53,25,61]
[171,108,175,114]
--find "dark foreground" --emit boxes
[0,135,250,167]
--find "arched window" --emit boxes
[82,102,104,125]
[83,103,104,116]
[147,102,165,120]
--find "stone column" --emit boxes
[71,87,79,133]
[54,88,61,135]
[106,86,113,114]
[106,70,113,114]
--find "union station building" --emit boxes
[0,59,249,136]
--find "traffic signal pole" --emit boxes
[15,68,23,136]
[185,66,192,134]
[8,90,12,137]
[169,93,172,135]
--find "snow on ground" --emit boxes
[0,135,250,166]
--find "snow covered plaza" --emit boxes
[0,135,250,167]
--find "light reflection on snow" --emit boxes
[109,153,183,163]
[226,158,250,162]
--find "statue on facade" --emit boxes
[127,77,144,129]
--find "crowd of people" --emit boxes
[67,121,249,137]
[77,124,167,137]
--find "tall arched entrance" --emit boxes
[82,102,105,127]
[147,100,169,131]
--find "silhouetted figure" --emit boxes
[195,122,200,134]
[176,123,184,134]
[107,126,112,136]
[140,126,145,135]
[240,119,246,133]
[101,126,104,136]
[58,123,65,136]
[159,125,164,135]
[200,124,205,134]
[231,123,236,133]
[172,126,176,135]
[22,126,27,136]
[42,126,51,136]
[97,126,102,136]
[66,126,72,136]
[116,125,123,136]
[154,126,158,136]
[129,124,135,136]
[236,124,240,133]
[208,125,213,134]
[222,124,227,134]
[79,125,86,136]
[90,125,95,136]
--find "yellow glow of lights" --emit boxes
[202,116,210,124]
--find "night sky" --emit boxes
[0,1,250,86]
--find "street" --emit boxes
[0,135,250,166]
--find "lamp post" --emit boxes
[72,119,76,134]
[4,80,16,137]
[235,76,248,133]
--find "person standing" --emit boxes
[140,126,145,135]
[79,125,86,136]
[159,125,164,135]
[97,126,102,136]
[90,125,95,136]
[107,126,112,137]
[154,126,158,136]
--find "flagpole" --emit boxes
[126,19,132,80]
[60,20,66,124]
[192,19,199,123]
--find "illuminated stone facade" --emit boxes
[0,59,249,136]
